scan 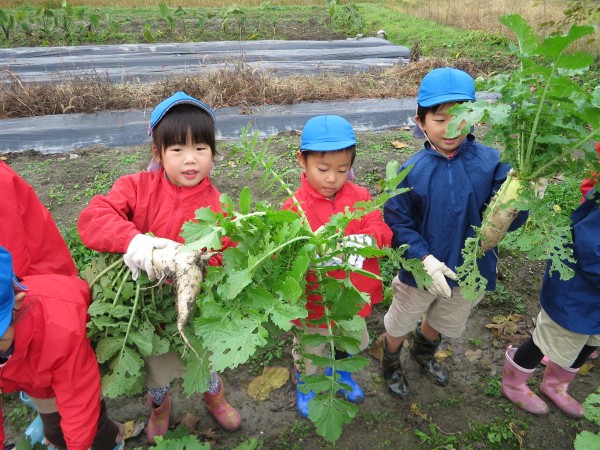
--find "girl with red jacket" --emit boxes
[281,115,392,417]
[77,92,240,443]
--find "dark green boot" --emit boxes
[410,321,449,387]
[381,337,409,397]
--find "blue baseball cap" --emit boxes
[0,247,27,338]
[300,115,357,151]
[148,91,216,136]
[417,68,476,107]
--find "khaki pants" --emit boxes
[533,308,600,367]
[384,276,484,338]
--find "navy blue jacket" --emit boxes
[384,135,522,291]
[540,189,600,335]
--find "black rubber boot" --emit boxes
[410,321,449,387]
[381,337,409,397]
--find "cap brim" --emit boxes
[300,139,357,151]
[418,93,475,108]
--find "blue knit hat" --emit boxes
[148,91,216,136]
[0,247,26,338]
[417,68,476,107]
[300,115,357,151]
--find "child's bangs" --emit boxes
[154,105,216,153]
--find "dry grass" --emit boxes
[398,0,600,54]
[0,57,488,118]
[0,0,325,7]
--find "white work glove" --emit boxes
[320,256,343,267]
[422,255,456,299]
[123,234,170,281]
[344,234,374,269]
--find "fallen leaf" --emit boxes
[464,348,483,363]
[198,427,222,445]
[434,340,452,359]
[369,333,385,361]
[246,366,289,400]
[578,360,595,376]
[391,140,410,149]
[178,412,200,432]
[122,420,144,439]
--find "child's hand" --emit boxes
[123,234,172,281]
[422,255,456,298]
[344,234,373,269]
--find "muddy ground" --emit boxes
[2,127,598,450]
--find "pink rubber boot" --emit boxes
[146,393,171,444]
[203,376,241,431]
[540,360,584,417]
[501,347,549,415]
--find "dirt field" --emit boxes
[2,126,598,449]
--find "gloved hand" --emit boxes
[344,234,374,269]
[123,234,171,281]
[422,255,456,299]
[531,178,549,198]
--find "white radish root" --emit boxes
[151,242,214,357]
[480,174,523,252]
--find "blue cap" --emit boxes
[417,68,476,107]
[0,247,26,338]
[149,91,216,136]
[300,115,357,151]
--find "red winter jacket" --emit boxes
[0,162,78,278]
[78,170,232,259]
[0,275,100,450]
[580,142,600,201]
[282,174,392,326]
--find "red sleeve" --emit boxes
[344,187,392,249]
[77,175,142,253]
[580,143,600,202]
[0,162,77,278]
[352,209,393,249]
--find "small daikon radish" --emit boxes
[480,173,523,252]
[151,242,214,356]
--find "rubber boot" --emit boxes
[19,392,47,448]
[381,337,409,397]
[540,361,584,417]
[410,321,448,386]
[295,370,315,418]
[146,393,171,444]
[325,363,364,403]
[501,347,549,415]
[203,376,241,431]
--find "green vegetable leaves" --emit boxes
[449,15,599,299]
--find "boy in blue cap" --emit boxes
[78,92,240,442]
[0,246,123,450]
[381,68,526,397]
[282,115,392,417]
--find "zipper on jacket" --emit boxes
[164,187,181,239]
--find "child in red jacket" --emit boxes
[78,92,240,442]
[282,115,392,417]
[1,163,122,449]
[0,246,123,450]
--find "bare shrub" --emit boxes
[0,57,490,119]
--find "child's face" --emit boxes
[296,150,353,199]
[415,102,467,156]
[156,134,213,187]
